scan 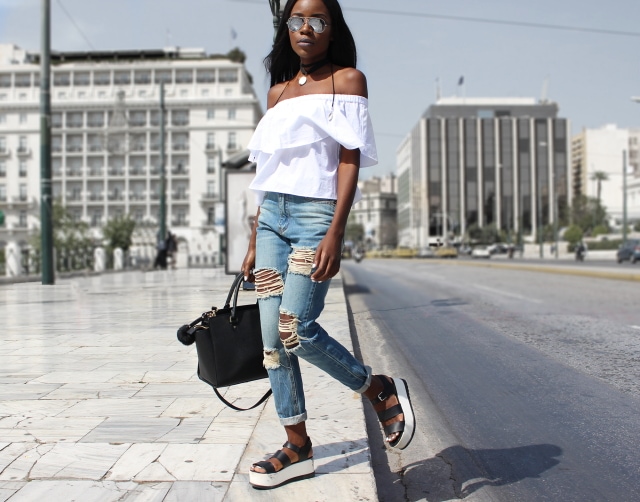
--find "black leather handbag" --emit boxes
[178,273,272,411]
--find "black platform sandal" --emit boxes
[370,376,416,450]
[249,437,315,490]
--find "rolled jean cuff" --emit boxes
[354,365,373,394]
[279,411,308,426]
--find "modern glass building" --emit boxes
[397,97,571,248]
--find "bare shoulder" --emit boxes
[333,67,368,98]
[267,82,288,109]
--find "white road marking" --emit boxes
[473,284,543,304]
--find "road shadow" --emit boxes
[399,443,563,501]
[343,283,372,295]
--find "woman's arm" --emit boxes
[241,207,260,282]
[311,147,360,282]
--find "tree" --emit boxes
[590,171,609,206]
[102,214,136,254]
[345,215,364,243]
[591,224,609,237]
[571,195,608,235]
[30,200,95,271]
[226,47,246,63]
[563,224,583,245]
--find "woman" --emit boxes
[242,0,415,489]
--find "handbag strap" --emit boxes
[224,273,244,309]
[213,387,272,411]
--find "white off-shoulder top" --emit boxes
[247,94,377,205]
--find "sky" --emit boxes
[1,0,639,178]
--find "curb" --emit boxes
[416,258,640,282]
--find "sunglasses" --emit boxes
[286,16,329,34]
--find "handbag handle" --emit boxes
[212,386,272,411]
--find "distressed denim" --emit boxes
[255,192,371,425]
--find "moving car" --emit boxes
[471,245,491,259]
[616,239,640,264]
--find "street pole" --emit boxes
[623,149,628,245]
[159,82,166,245]
[40,0,54,284]
[554,171,559,259]
[269,0,282,40]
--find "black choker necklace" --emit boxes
[298,58,329,85]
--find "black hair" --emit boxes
[264,0,357,87]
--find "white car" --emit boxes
[471,245,491,259]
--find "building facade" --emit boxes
[351,175,397,249]
[572,124,640,223]
[397,97,571,248]
[0,43,262,270]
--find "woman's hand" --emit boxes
[241,247,256,283]
[311,230,343,282]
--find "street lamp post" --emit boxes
[269,1,284,39]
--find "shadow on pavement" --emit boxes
[399,443,563,501]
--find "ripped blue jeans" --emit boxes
[255,192,371,426]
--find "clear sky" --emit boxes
[1,0,639,178]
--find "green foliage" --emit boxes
[587,239,623,250]
[467,223,501,244]
[591,224,609,237]
[227,47,246,63]
[563,225,583,245]
[571,195,608,236]
[0,209,4,226]
[345,215,364,243]
[102,214,136,253]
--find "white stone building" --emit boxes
[0,43,262,271]
[572,124,640,224]
[351,175,397,250]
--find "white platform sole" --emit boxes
[249,458,315,490]
[390,377,416,450]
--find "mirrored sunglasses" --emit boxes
[286,16,329,34]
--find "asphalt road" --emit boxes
[343,259,640,502]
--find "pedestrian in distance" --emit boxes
[166,231,178,269]
[153,230,167,270]
[241,0,416,490]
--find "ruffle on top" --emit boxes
[247,94,377,167]
[247,94,378,205]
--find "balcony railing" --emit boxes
[172,193,188,200]
[88,194,104,201]
[17,147,31,156]
[0,147,10,157]
[87,121,104,128]
[66,169,82,177]
[66,145,83,153]
[88,169,103,176]
[108,194,124,201]
[172,167,189,175]
[172,144,188,151]
[108,169,125,176]
[129,193,146,201]
[129,168,146,176]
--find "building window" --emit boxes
[228,108,236,120]
[180,89,188,97]
[19,184,27,201]
[19,160,27,177]
[19,210,27,227]
[176,70,193,84]
[73,72,90,86]
[196,69,216,83]
[15,73,31,87]
[227,132,237,150]
[114,71,131,85]
[138,90,147,98]
[98,91,106,98]
[0,74,10,87]
[66,112,83,128]
[207,108,215,120]
[0,136,6,153]
[58,92,66,99]
[53,72,70,86]
[0,114,6,124]
[134,71,151,84]
[88,111,104,128]
[201,89,209,97]
[18,136,28,152]
[207,156,216,173]
[219,69,238,83]
[0,184,6,201]
[207,207,215,225]
[0,94,6,101]
[93,71,111,86]
[207,181,216,197]
[19,113,27,124]
[91,211,103,227]
[155,70,172,84]
[51,112,62,128]
[172,110,189,126]
[0,160,6,176]
[206,132,215,150]
[18,93,27,101]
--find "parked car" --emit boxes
[488,243,509,255]
[435,246,458,258]
[616,239,640,264]
[471,245,492,259]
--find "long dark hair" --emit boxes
[265,0,357,87]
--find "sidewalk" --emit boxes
[0,269,377,501]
